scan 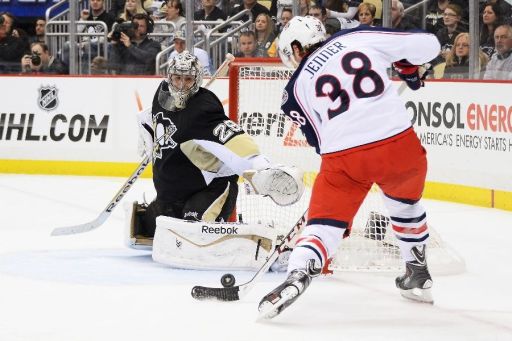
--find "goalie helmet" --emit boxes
[166,51,204,109]
[278,16,327,69]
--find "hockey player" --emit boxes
[258,16,441,319]
[130,51,304,269]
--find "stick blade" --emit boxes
[51,217,105,236]
[51,223,94,236]
[191,285,240,302]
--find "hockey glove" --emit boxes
[393,59,424,91]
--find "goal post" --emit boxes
[228,58,465,275]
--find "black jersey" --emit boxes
[144,82,249,202]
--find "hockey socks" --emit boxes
[287,235,328,271]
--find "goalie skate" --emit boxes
[395,245,434,304]
[258,259,320,320]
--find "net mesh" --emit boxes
[231,61,464,274]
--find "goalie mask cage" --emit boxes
[228,58,464,275]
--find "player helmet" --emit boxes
[167,51,204,109]
[278,16,327,69]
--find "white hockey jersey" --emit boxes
[280,26,440,155]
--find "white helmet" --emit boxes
[166,51,204,109]
[278,16,327,69]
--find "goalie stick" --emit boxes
[191,210,308,301]
[51,54,236,237]
[51,156,151,236]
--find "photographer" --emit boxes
[108,13,161,75]
[21,42,69,74]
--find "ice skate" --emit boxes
[258,259,320,320]
[395,245,434,304]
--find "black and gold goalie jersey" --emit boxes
[141,81,260,202]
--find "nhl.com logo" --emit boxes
[37,85,59,111]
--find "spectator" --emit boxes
[111,0,153,18]
[20,42,68,74]
[153,0,186,48]
[267,8,293,57]
[109,13,161,74]
[444,32,488,79]
[391,0,417,30]
[358,2,377,26]
[90,55,109,74]
[483,24,512,79]
[118,0,147,22]
[480,2,504,58]
[480,0,512,22]
[80,0,115,32]
[277,7,293,33]
[2,12,30,50]
[29,18,46,44]
[436,4,466,57]
[424,0,452,34]
[194,0,227,22]
[234,30,257,57]
[300,0,313,16]
[270,0,292,20]
[229,0,270,22]
[167,30,212,75]
[309,5,328,27]
[254,13,276,57]
[59,0,114,74]
[0,13,27,73]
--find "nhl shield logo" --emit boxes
[38,86,59,111]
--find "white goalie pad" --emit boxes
[152,216,282,271]
[243,165,305,206]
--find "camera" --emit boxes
[111,22,137,41]
[31,51,41,66]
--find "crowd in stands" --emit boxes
[0,0,511,80]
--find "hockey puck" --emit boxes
[220,273,235,288]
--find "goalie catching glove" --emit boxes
[392,59,430,91]
[244,165,305,206]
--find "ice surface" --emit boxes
[0,174,511,341]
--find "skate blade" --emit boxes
[400,287,434,304]
[257,286,299,321]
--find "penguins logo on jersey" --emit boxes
[152,112,177,161]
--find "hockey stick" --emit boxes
[191,210,308,302]
[51,155,151,236]
[51,54,236,237]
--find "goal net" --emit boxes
[228,58,464,275]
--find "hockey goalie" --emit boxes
[124,51,304,271]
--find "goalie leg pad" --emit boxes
[244,166,305,206]
[152,216,282,271]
